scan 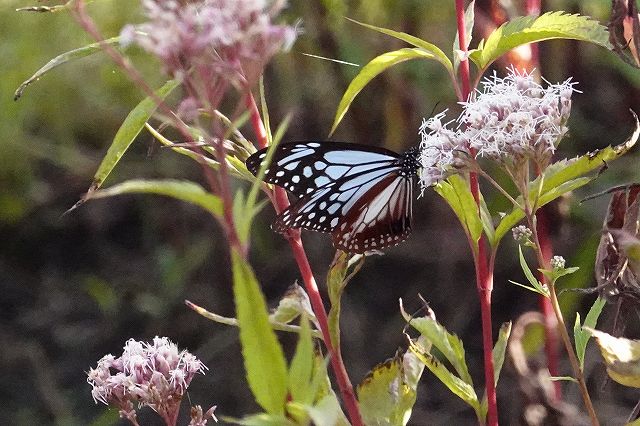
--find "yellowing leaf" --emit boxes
[587,328,640,387]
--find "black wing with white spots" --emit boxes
[245,142,420,254]
[245,142,399,197]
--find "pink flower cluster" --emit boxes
[418,68,577,191]
[87,337,210,424]
[122,0,297,75]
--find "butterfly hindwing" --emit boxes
[246,142,400,197]
[332,172,413,254]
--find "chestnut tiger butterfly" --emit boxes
[246,141,420,254]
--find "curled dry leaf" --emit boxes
[587,328,640,388]
[608,0,640,68]
[594,184,640,302]
[508,312,589,426]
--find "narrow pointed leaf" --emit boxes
[494,114,639,244]
[87,179,222,218]
[574,297,606,370]
[90,80,180,191]
[232,251,288,414]
[469,12,611,70]
[288,317,315,404]
[481,322,512,416]
[330,48,440,135]
[15,36,120,100]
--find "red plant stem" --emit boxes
[245,93,363,426]
[524,0,561,400]
[456,1,498,425]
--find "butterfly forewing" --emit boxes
[246,142,400,197]
[332,173,413,254]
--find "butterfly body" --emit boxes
[246,142,419,254]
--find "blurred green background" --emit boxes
[2,0,640,424]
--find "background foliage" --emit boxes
[1,0,640,424]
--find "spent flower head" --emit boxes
[87,336,207,424]
[122,0,297,77]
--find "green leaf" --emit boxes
[90,80,180,191]
[402,314,473,386]
[494,115,639,243]
[288,316,315,405]
[87,179,223,218]
[357,354,418,426]
[327,252,364,348]
[479,195,496,247]
[516,246,549,297]
[408,339,480,413]
[15,36,120,100]
[468,12,611,70]
[453,0,475,72]
[232,251,288,415]
[223,413,295,426]
[574,297,607,371]
[330,48,443,136]
[346,18,453,71]
[270,284,316,326]
[435,174,483,251]
[305,394,351,426]
[480,322,512,417]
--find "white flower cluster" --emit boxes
[122,0,297,74]
[418,68,577,191]
[87,337,209,422]
[461,69,575,165]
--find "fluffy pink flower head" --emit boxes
[87,337,207,422]
[122,0,297,76]
[460,68,577,168]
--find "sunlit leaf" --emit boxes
[494,114,639,244]
[358,354,420,426]
[306,394,351,426]
[90,80,180,191]
[435,174,483,251]
[574,297,607,370]
[330,48,442,135]
[469,12,611,70]
[223,413,295,426]
[288,316,315,405]
[87,179,223,218]
[587,328,640,387]
[232,251,288,414]
[15,36,121,100]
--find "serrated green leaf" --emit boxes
[408,340,480,412]
[357,354,418,426]
[347,18,453,71]
[15,36,120,100]
[435,174,483,251]
[330,48,441,136]
[232,251,288,415]
[469,12,611,70]
[493,115,639,243]
[288,316,314,404]
[87,179,223,218]
[90,80,180,190]
[575,297,607,370]
[404,316,473,386]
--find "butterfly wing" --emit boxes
[273,164,401,233]
[246,142,400,197]
[332,172,413,254]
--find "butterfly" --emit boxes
[246,141,420,254]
